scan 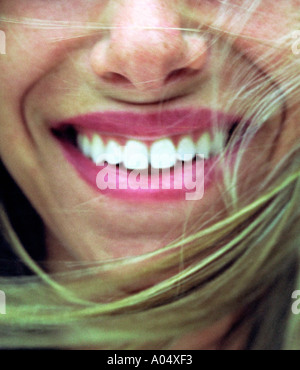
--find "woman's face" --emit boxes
[0,1,299,267]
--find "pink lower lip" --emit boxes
[59,141,217,202]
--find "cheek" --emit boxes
[0,27,74,100]
[0,30,76,204]
[0,0,108,98]
[0,27,64,165]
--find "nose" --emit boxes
[90,0,208,91]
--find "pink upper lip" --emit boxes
[52,108,240,139]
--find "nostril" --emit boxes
[165,67,199,84]
[101,72,132,85]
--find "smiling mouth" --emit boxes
[52,109,240,172]
[53,125,238,172]
[50,109,242,201]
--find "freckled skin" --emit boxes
[0,1,298,265]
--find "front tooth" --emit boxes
[150,138,177,169]
[177,136,195,161]
[123,140,149,170]
[105,140,123,165]
[211,131,226,155]
[90,134,105,164]
[196,132,211,159]
[78,134,91,157]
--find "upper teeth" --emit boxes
[77,132,226,170]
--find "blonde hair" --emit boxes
[0,0,299,349]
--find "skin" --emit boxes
[0,0,299,349]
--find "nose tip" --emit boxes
[90,2,208,91]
